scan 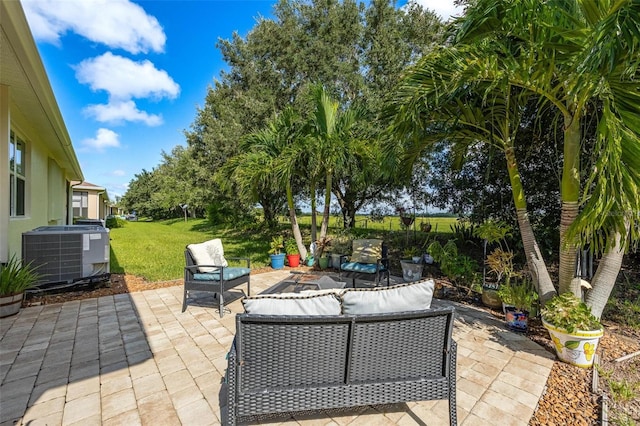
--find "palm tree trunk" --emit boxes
[559,114,582,295]
[320,171,332,240]
[585,231,625,319]
[310,179,317,243]
[516,208,556,303]
[504,146,556,303]
[286,184,308,260]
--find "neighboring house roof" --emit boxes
[0,1,83,181]
[73,181,110,202]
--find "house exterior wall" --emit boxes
[2,95,74,260]
[1,1,83,262]
[72,183,109,221]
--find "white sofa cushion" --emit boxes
[341,279,434,315]
[187,239,228,273]
[242,293,341,316]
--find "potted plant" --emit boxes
[269,236,285,269]
[541,293,604,368]
[475,220,513,310]
[329,236,351,269]
[0,255,41,317]
[497,278,537,331]
[284,238,301,268]
[314,236,332,269]
[484,247,520,309]
[400,247,424,282]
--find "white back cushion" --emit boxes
[341,279,434,315]
[242,294,341,316]
[187,239,228,273]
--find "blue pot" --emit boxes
[270,253,286,269]
[306,256,314,266]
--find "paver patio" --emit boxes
[0,270,555,425]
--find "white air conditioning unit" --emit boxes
[22,225,110,286]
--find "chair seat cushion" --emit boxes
[193,267,251,281]
[340,262,386,274]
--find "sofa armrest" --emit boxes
[226,340,238,425]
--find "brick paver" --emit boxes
[0,270,555,425]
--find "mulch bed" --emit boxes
[23,270,640,425]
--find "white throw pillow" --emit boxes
[242,293,341,316]
[341,279,435,315]
[187,239,228,273]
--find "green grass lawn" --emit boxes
[292,214,457,232]
[109,216,458,282]
[109,219,274,281]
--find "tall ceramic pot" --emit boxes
[542,319,604,368]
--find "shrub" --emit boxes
[106,216,126,229]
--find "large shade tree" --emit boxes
[387,0,640,318]
[180,0,444,225]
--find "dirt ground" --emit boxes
[24,269,640,425]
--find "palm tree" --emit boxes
[308,85,362,247]
[387,0,640,318]
[224,107,309,260]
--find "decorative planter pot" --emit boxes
[270,253,286,269]
[306,256,314,267]
[411,256,422,264]
[481,283,502,309]
[505,307,529,332]
[286,254,300,268]
[0,293,23,318]
[318,256,330,269]
[423,254,434,264]
[400,260,423,282]
[542,319,604,368]
[330,253,343,269]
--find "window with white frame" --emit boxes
[72,191,88,218]
[9,131,26,217]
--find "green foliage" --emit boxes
[284,238,299,255]
[427,240,479,287]
[485,248,520,285]
[269,236,284,255]
[0,255,41,296]
[608,380,639,403]
[451,219,480,246]
[497,277,538,311]
[105,216,126,229]
[542,293,602,333]
[474,220,511,245]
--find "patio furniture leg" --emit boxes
[182,289,188,312]
[219,290,225,318]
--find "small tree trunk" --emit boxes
[559,114,582,295]
[505,146,556,303]
[516,208,556,303]
[559,201,580,295]
[586,231,625,319]
[286,184,308,260]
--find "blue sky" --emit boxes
[23,0,462,200]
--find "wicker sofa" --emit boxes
[225,300,457,425]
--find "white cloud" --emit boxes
[81,128,121,151]
[409,0,464,20]
[84,100,163,126]
[75,53,179,101]
[111,170,126,177]
[22,0,166,54]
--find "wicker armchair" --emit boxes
[183,240,250,316]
